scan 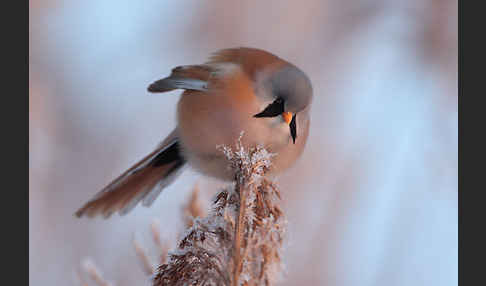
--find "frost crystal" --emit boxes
[153,138,285,286]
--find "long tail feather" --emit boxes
[75,132,185,218]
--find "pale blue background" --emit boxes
[29,1,457,285]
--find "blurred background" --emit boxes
[29,0,457,285]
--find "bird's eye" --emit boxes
[253,97,285,118]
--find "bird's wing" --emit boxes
[147,65,213,93]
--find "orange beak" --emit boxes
[282,112,293,125]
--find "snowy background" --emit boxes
[29,0,457,285]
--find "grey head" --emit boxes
[266,64,313,114]
[253,63,313,143]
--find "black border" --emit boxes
[459,0,478,285]
[8,0,28,285]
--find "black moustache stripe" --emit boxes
[253,97,285,118]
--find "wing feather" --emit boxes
[75,130,185,218]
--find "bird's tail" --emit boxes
[75,132,185,218]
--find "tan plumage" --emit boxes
[76,47,312,218]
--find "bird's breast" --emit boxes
[176,66,305,180]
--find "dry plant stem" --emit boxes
[151,220,164,253]
[133,236,155,275]
[233,182,247,286]
[184,185,206,228]
[153,140,286,286]
[82,259,112,286]
[76,269,90,286]
[151,220,170,264]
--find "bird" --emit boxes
[75,47,313,218]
